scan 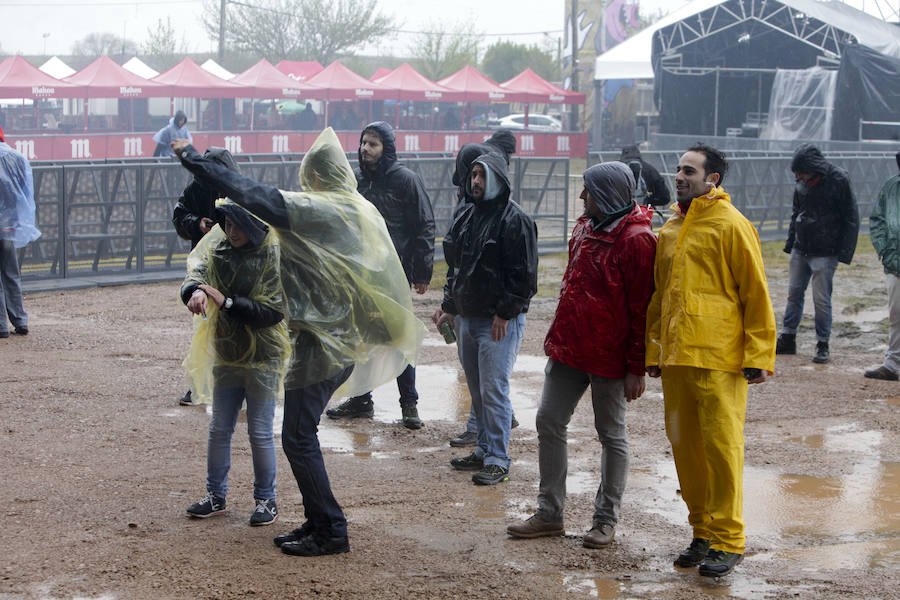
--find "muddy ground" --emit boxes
[1,238,898,600]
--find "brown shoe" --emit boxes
[583,523,615,548]
[864,365,899,381]
[506,515,564,539]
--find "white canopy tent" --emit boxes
[122,56,159,79]
[200,59,235,81]
[39,56,76,79]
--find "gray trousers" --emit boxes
[885,274,900,373]
[536,359,629,527]
[0,240,27,333]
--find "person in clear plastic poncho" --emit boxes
[172,128,425,557]
[180,200,290,526]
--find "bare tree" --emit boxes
[409,22,480,81]
[142,17,189,62]
[201,0,395,64]
[71,32,139,57]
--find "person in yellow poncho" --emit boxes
[181,201,290,527]
[645,143,776,578]
[171,128,425,558]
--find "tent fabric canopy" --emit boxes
[275,60,324,83]
[438,65,523,103]
[65,56,166,98]
[0,55,82,99]
[122,57,159,79]
[39,56,76,79]
[372,63,465,102]
[500,68,585,104]
[304,60,395,100]
[200,59,236,81]
[152,58,244,97]
[231,58,312,99]
[369,67,393,81]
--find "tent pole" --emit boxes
[250,97,255,131]
[218,98,223,130]
[129,98,134,132]
[524,104,529,131]
[83,98,89,131]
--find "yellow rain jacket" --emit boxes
[645,187,776,373]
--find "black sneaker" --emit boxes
[864,365,899,381]
[280,534,350,557]
[699,549,743,577]
[249,499,278,526]
[511,414,520,429]
[186,493,226,518]
[178,390,194,406]
[13,326,28,335]
[401,404,422,430]
[813,341,830,364]
[326,397,374,419]
[775,333,796,355]
[449,430,478,447]
[674,537,710,567]
[450,452,483,471]
[472,464,509,485]
[274,522,315,547]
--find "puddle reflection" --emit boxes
[471,485,507,519]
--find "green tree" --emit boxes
[481,41,560,84]
[408,22,480,81]
[201,0,395,65]
[142,17,189,62]
[71,32,139,57]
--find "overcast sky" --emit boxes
[0,0,894,58]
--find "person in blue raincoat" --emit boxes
[153,110,191,157]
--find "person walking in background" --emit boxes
[645,143,776,578]
[865,152,900,381]
[619,144,671,208]
[153,110,191,157]
[775,144,859,364]
[0,125,40,338]
[433,151,538,486]
[172,147,240,406]
[181,201,290,527]
[506,162,656,548]
[325,121,434,430]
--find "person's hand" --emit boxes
[491,316,508,341]
[186,288,208,316]
[646,366,661,378]
[746,369,769,384]
[199,217,214,234]
[414,283,429,294]
[170,138,191,156]
[198,284,225,308]
[624,372,645,402]
[432,308,454,331]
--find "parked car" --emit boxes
[489,113,563,132]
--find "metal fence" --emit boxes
[20,155,570,282]
[589,150,897,242]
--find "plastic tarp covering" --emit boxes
[832,44,900,141]
[762,67,837,141]
[0,142,41,248]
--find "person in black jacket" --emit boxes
[619,145,671,207]
[776,144,859,363]
[325,121,435,429]
[172,147,240,405]
[433,151,538,486]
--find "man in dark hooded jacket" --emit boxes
[433,152,538,485]
[776,144,859,364]
[325,121,435,429]
[619,145,670,207]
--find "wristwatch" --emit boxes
[223,297,233,310]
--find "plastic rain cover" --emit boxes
[762,67,837,141]
[0,142,41,248]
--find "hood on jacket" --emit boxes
[214,201,269,248]
[467,152,511,202]
[619,144,642,162]
[791,143,830,175]
[173,110,188,128]
[301,127,357,194]
[358,121,397,177]
[452,130,517,188]
[583,162,635,224]
[485,129,516,164]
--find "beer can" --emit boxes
[439,321,457,344]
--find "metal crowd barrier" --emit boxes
[20,156,570,282]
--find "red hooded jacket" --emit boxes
[544,206,657,378]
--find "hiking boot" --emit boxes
[506,514,564,539]
[472,464,509,485]
[450,452,483,471]
[274,522,315,547]
[186,493,226,518]
[813,341,830,364]
[511,414,520,429]
[775,333,796,355]
[698,549,743,577]
[401,404,422,430]
[326,397,374,419]
[583,523,615,548]
[178,390,194,406]
[280,534,350,557]
[13,326,28,335]
[449,430,478,447]
[864,365,899,381]
[249,499,278,526]
[674,538,710,567]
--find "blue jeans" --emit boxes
[782,250,838,342]
[456,314,525,470]
[207,385,277,501]
[349,364,418,406]
[282,365,353,538]
[535,360,629,527]
[0,240,27,333]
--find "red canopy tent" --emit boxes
[275,60,324,83]
[304,61,397,128]
[0,55,81,99]
[373,63,464,103]
[152,58,245,98]
[232,59,312,98]
[500,68,585,130]
[65,56,167,98]
[437,66,525,128]
[369,67,393,81]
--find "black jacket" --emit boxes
[784,144,859,264]
[172,147,240,248]
[355,121,435,285]
[441,152,538,319]
[619,145,671,206]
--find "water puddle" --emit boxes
[559,570,781,600]
[471,485,507,519]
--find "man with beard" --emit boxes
[433,152,538,485]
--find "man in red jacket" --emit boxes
[506,161,657,547]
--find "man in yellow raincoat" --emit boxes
[645,143,776,578]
